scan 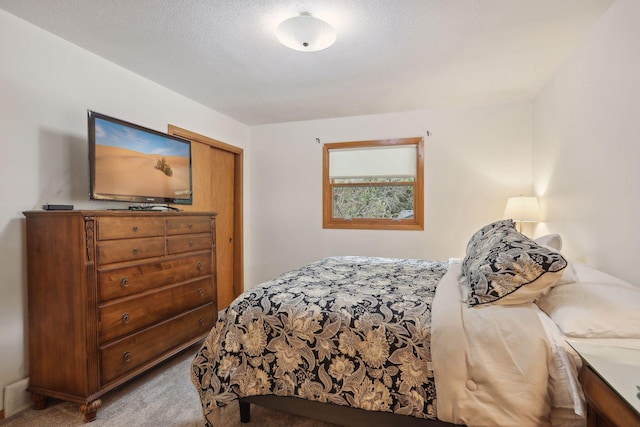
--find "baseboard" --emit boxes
[3,378,31,418]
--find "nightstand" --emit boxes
[568,340,640,427]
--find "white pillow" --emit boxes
[534,234,563,251]
[555,261,578,285]
[533,234,577,286]
[537,267,640,338]
[572,262,632,286]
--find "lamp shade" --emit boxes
[276,13,336,52]
[503,196,541,222]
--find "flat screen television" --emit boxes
[88,110,193,206]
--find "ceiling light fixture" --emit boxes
[276,12,336,52]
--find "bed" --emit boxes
[191,219,640,427]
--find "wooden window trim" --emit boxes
[323,137,424,230]
[332,181,414,188]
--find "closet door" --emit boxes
[209,147,236,309]
[169,126,243,310]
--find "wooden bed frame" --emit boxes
[239,396,459,426]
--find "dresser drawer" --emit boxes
[99,278,214,343]
[97,253,212,302]
[97,217,165,240]
[100,304,215,385]
[167,233,212,255]
[166,216,211,235]
[97,237,165,265]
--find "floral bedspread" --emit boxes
[191,256,448,425]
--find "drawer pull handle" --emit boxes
[132,226,139,232]
[123,351,132,362]
[120,277,129,288]
[199,317,205,326]
[198,288,204,296]
[132,248,139,255]
[188,224,193,229]
[121,313,130,324]
[189,240,194,247]
[197,262,203,271]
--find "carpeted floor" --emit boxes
[0,345,338,427]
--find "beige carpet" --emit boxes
[0,345,338,427]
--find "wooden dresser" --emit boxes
[23,210,217,421]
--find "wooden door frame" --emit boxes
[168,125,244,298]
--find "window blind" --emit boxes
[329,145,417,179]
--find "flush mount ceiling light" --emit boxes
[276,12,337,52]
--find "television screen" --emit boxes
[88,110,193,205]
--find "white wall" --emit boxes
[532,0,640,285]
[247,103,534,287]
[0,10,249,412]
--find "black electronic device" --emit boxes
[43,204,74,210]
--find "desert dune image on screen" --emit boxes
[94,118,190,199]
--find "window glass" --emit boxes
[323,138,424,230]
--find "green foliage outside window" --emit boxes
[332,177,414,219]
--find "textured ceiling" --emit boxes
[0,0,613,125]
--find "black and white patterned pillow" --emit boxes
[462,220,568,306]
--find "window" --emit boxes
[323,137,424,230]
